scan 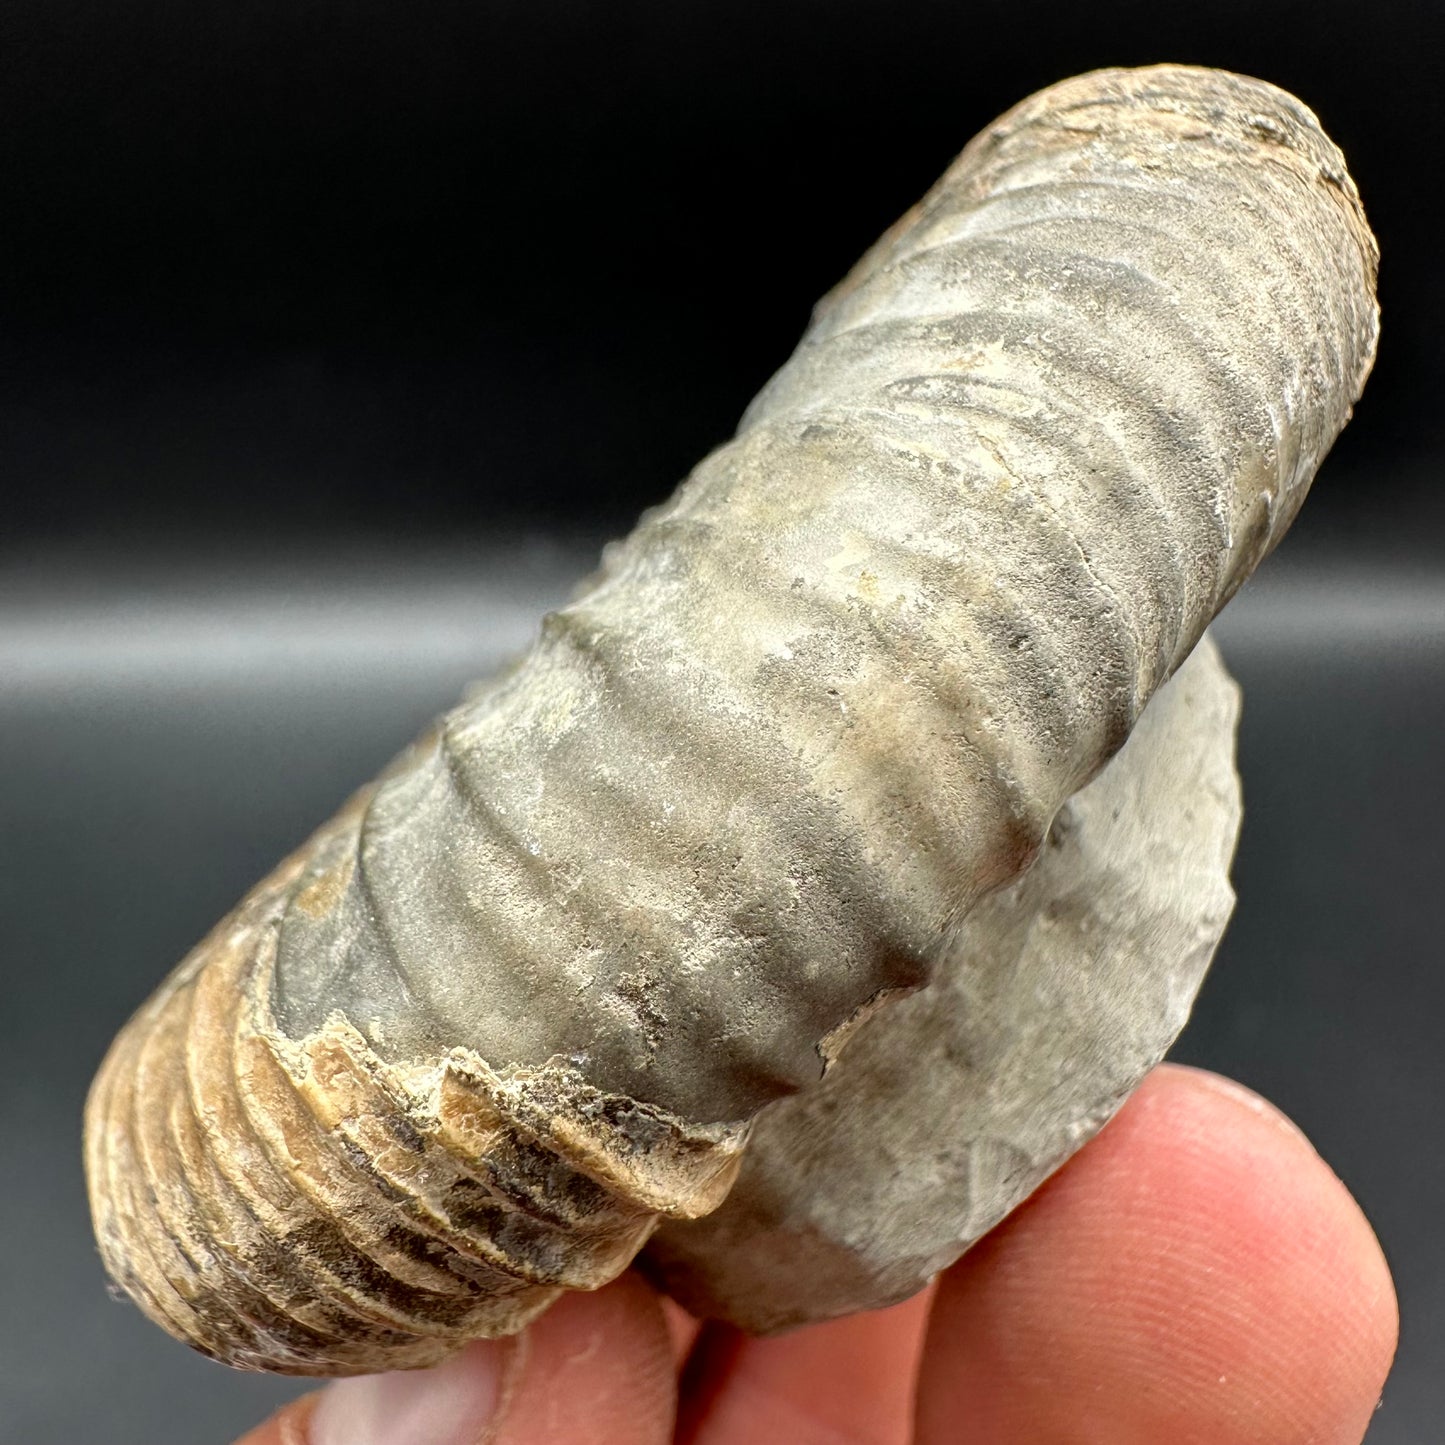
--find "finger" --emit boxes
[663,1296,704,1364]
[235,1271,675,1445]
[677,1288,933,1445]
[915,1064,1398,1445]
[488,1273,675,1445]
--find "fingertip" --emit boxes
[1164,1065,1399,1388]
[1143,1064,1398,1382]
[233,1273,675,1445]
[916,1064,1398,1445]
[678,1288,933,1445]
[233,1393,318,1445]
[489,1271,676,1445]
[662,1296,703,1364]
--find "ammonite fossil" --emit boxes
[85,64,1379,1374]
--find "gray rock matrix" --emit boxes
[649,637,1240,1328]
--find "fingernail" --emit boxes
[309,1341,505,1445]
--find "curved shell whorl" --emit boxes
[646,635,1243,1330]
[84,65,1379,1375]
[85,810,743,1376]
[261,65,1376,1131]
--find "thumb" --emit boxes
[236,1273,675,1445]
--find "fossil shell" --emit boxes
[646,633,1241,1328]
[85,64,1378,1375]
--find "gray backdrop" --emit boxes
[1,528,1438,1443]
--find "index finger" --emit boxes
[915,1065,1398,1445]
[236,1271,675,1445]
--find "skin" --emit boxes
[235,1064,1398,1445]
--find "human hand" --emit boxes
[237,1065,1397,1445]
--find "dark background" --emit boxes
[2,0,1443,550]
[2,3,1442,1442]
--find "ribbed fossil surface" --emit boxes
[86,64,1378,1375]
[646,634,1241,1329]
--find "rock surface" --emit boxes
[648,634,1241,1329]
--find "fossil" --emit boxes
[84,64,1378,1375]
[646,633,1241,1329]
